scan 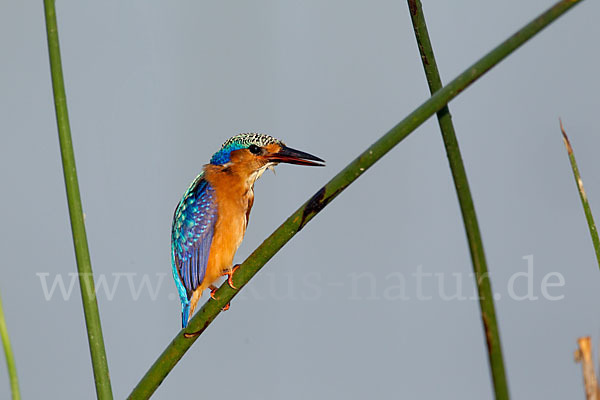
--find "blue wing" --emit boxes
[171,172,218,327]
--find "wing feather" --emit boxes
[171,173,218,303]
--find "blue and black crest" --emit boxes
[210,133,283,165]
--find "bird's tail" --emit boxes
[181,302,190,328]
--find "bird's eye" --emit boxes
[248,144,262,155]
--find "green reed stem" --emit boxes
[43,1,113,398]
[0,289,20,400]
[560,120,600,269]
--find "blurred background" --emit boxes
[1,1,599,398]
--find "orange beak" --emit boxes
[266,146,325,167]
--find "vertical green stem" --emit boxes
[407,1,509,398]
[560,120,600,270]
[0,289,20,400]
[43,1,113,398]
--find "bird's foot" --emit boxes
[224,264,240,289]
[219,264,241,310]
[209,285,218,300]
[211,286,230,311]
[209,285,229,310]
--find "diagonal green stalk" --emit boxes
[560,120,600,269]
[43,1,113,399]
[406,1,508,398]
[128,1,582,398]
[0,289,20,400]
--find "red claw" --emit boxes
[226,264,240,290]
[209,285,218,300]
[214,265,240,311]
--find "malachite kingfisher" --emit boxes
[171,133,325,328]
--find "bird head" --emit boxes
[209,133,324,181]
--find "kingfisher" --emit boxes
[171,133,325,328]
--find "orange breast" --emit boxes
[200,165,255,290]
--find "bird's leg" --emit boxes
[222,264,241,290]
[208,284,230,311]
[209,285,218,300]
[214,264,241,311]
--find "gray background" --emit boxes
[1,1,599,399]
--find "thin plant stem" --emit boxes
[560,120,600,269]
[43,1,113,398]
[0,289,20,400]
[128,1,582,398]
[406,1,509,398]
[574,337,600,400]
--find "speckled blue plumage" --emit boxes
[171,172,218,328]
